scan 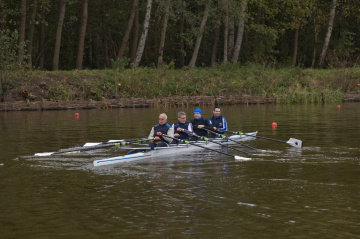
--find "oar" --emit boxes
[162,134,251,161]
[83,138,150,147]
[178,128,251,155]
[204,128,260,151]
[222,129,303,148]
[34,141,129,157]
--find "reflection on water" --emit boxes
[0,103,359,238]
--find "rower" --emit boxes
[209,106,228,136]
[189,108,213,139]
[148,113,174,148]
[172,112,193,142]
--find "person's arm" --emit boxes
[164,127,174,143]
[148,127,155,140]
[206,119,213,128]
[188,122,193,133]
[219,117,227,131]
[173,124,180,137]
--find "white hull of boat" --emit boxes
[93,131,257,166]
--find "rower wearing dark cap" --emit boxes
[189,108,213,139]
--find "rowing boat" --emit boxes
[93,131,258,166]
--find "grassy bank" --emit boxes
[1,64,359,103]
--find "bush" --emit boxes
[0,29,28,101]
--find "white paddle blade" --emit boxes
[234,156,252,161]
[83,140,124,147]
[83,142,102,147]
[34,152,54,156]
[286,138,303,148]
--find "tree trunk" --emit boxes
[211,26,220,67]
[104,36,110,68]
[157,0,170,68]
[180,14,185,67]
[129,9,139,63]
[188,4,210,69]
[133,0,152,68]
[227,17,234,61]
[223,14,228,63]
[231,0,247,64]
[76,0,89,70]
[38,21,45,70]
[117,0,139,60]
[318,0,337,68]
[311,23,318,68]
[52,0,66,71]
[28,0,38,68]
[292,27,299,66]
[0,0,6,30]
[18,0,27,61]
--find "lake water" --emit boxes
[0,103,359,238]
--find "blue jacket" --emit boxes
[172,121,193,139]
[209,115,227,131]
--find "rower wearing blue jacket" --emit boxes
[209,106,228,132]
[148,113,174,148]
[172,112,193,141]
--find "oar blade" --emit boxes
[83,140,130,147]
[34,152,54,157]
[286,138,303,148]
[234,155,252,161]
[83,142,102,147]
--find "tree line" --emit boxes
[1,0,359,71]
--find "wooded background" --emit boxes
[1,0,359,71]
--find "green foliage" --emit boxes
[111,58,130,71]
[327,30,358,67]
[0,29,29,101]
[1,0,360,70]
[48,83,68,101]
[2,65,359,104]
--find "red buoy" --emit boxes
[336,105,341,109]
[75,113,79,117]
[272,122,277,127]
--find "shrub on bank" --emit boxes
[1,65,359,103]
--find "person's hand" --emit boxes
[154,136,161,141]
[213,127,217,131]
[156,132,162,136]
[174,133,180,137]
[198,125,204,129]
[177,128,182,132]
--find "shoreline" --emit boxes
[1,92,359,112]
